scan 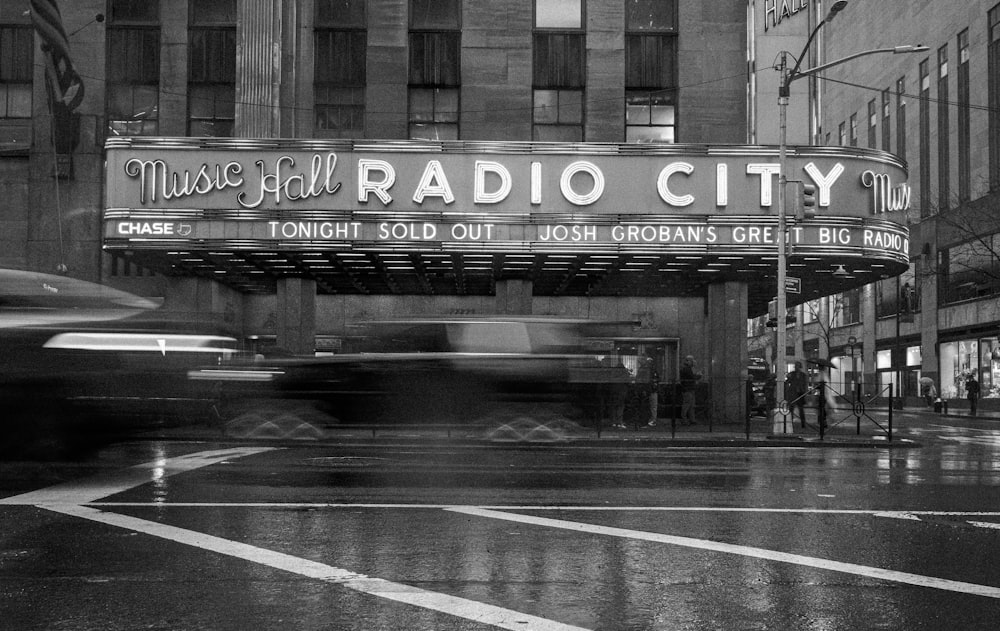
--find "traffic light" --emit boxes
[801,183,817,218]
[789,181,818,220]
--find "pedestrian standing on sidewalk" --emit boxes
[920,377,937,407]
[785,361,809,429]
[816,366,837,433]
[679,355,702,425]
[966,374,980,416]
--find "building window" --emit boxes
[838,121,845,146]
[831,289,861,327]
[625,0,677,143]
[896,76,907,161]
[315,0,366,137]
[880,88,890,151]
[958,29,970,202]
[940,237,1000,304]
[533,0,584,142]
[867,99,877,149]
[876,267,918,318]
[919,58,931,216]
[0,22,29,145]
[802,298,819,324]
[990,5,1000,190]
[0,4,30,148]
[937,44,950,211]
[188,0,236,137]
[106,0,160,137]
[849,113,858,147]
[409,0,460,140]
[0,24,30,120]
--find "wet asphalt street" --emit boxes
[2,410,1000,630]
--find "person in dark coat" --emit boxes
[967,375,981,416]
[679,355,702,425]
[785,361,809,429]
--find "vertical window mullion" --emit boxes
[187,0,236,137]
[408,1,459,140]
[881,88,890,151]
[919,58,931,216]
[106,1,160,137]
[958,29,970,202]
[937,45,950,211]
[991,6,1000,190]
[896,77,906,161]
[532,0,585,142]
[315,0,367,137]
[624,1,676,144]
[868,99,877,149]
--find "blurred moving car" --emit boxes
[0,269,237,456]
[198,317,616,428]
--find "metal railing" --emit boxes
[774,381,894,441]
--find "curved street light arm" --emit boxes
[789,45,929,84]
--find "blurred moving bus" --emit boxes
[197,317,623,427]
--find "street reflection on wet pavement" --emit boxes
[2,412,1000,629]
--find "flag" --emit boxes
[30,0,83,154]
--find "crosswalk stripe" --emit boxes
[449,507,1000,600]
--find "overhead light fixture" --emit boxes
[832,264,850,277]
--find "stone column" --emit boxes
[707,281,749,424]
[919,241,939,387]
[276,277,316,355]
[863,283,878,396]
[236,0,283,137]
[236,1,317,353]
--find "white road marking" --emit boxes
[448,507,1000,600]
[876,512,1000,531]
[8,445,1000,626]
[78,503,1000,517]
[874,511,922,520]
[968,521,1000,530]
[0,447,276,505]
[4,448,590,631]
[42,504,587,631]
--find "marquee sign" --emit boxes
[103,138,909,263]
[762,0,809,32]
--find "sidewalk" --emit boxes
[138,402,1000,448]
[148,409,922,448]
[584,413,911,448]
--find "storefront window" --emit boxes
[876,346,922,400]
[830,351,862,397]
[877,349,893,397]
[938,338,997,398]
[982,338,1000,398]
[877,349,891,369]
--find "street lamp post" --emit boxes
[773,0,926,429]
